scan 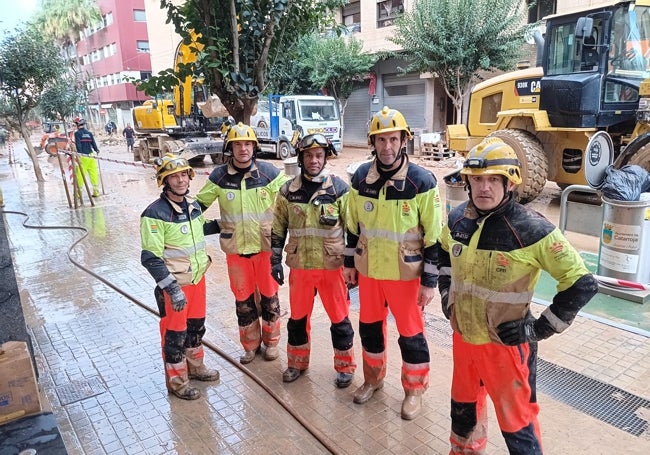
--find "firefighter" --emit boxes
[271,133,356,387]
[343,106,444,420]
[73,118,101,197]
[196,123,289,364]
[437,138,598,454]
[140,154,221,400]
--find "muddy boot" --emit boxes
[401,393,423,420]
[185,346,220,382]
[165,361,201,400]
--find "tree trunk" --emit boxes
[20,126,45,182]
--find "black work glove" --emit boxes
[271,263,284,286]
[440,289,451,320]
[165,281,187,312]
[203,219,220,235]
[497,318,541,346]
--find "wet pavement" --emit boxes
[1,139,650,454]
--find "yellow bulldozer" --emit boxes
[132,34,229,165]
[447,0,650,203]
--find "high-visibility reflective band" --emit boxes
[541,307,570,333]
[163,241,206,258]
[438,266,452,276]
[221,211,274,224]
[423,262,437,274]
[344,247,356,256]
[359,226,423,243]
[288,227,343,238]
[452,281,533,305]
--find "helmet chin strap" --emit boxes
[377,151,404,170]
[302,166,329,183]
[164,183,189,198]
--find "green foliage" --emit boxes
[152,0,346,122]
[390,0,534,117]
[296,34,376,105]
[0,28,64,124]
[39,76,84,122]
[35,0,102,47]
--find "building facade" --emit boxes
[76,0,152,129]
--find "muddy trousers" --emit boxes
[227,252,281,351]
[75,153,100,194]
[155,277,209,392]
[286,268,356,373]
[449,332,542,455]
[357,274,429,395]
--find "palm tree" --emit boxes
[33,0,101,118]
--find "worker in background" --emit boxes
[140,154,221,400]
[271,134,356,387]
[437,137,598,454]
[196,123,289,364]
[73,118,101,197]
[123,123,135,153]
[343,106,444,420]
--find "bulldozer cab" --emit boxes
[541,1,650,129]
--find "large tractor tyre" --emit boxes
[617,139,650,171]
[487,129,548,204]
[278,141,292,160]
[139,140,151,163]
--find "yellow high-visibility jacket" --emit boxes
[196,160,288,255]
[345,156,443,286]
[272,174,349,270]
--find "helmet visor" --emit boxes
[300,134,330,149]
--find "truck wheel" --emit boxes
[625,142,650,170]
[140,141,151,163]
[278,141,291,160]
[487,129,548,204]
[211,153,226,165]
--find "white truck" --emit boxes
[252,94,343,156]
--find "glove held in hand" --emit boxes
[165,281,187,312]
[271,263,284,286]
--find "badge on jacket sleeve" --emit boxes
[364,201,374,212]
[452,243,462,257]
[181,225,189,234]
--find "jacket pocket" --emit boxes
[398,246,423,281]
[353,238,369,277]
[284,241,299,269]
[261,223,272,252]
[219,231,237,254]
[323,241,344,270]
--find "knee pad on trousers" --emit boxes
[236,295,258,326]
[287,316,308,346]
[398,332,430,364]
[451,399,477,438]
[163,329,186,363]
[154,286,165,318]
[185,318,206,348]
[260,293,281,322]
[359,320,384,354]
[330,317,354,351]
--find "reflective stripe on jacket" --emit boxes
[345,156,443,283]
[438,197,597,345]
[272,174,349,270]
[196,160,288,255]
[140,194,211,286]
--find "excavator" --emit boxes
[447,0,650,203]
[131,34,228,164]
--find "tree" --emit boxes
[0,27,66,181]
[150,0,345,123]
[39,75,85,137]
[296,34,376,117]
[390,0,533,122]
[33,0,102,117]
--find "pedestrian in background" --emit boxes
[437,137,598,454]
[343,106,443,420]
[196,123,289,364]
[140,154,221,400]
[271,134,356,387]
[123,123,135,153]
[73,118,101,197]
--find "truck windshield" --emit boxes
[546,4,650,78]
[297,99,340,121]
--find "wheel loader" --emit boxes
[447,0,650,203]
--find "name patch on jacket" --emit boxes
[149,223,158,234]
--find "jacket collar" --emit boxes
[227,159,259,178]
[366,155,409,191]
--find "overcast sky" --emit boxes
[0,0,38,35]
